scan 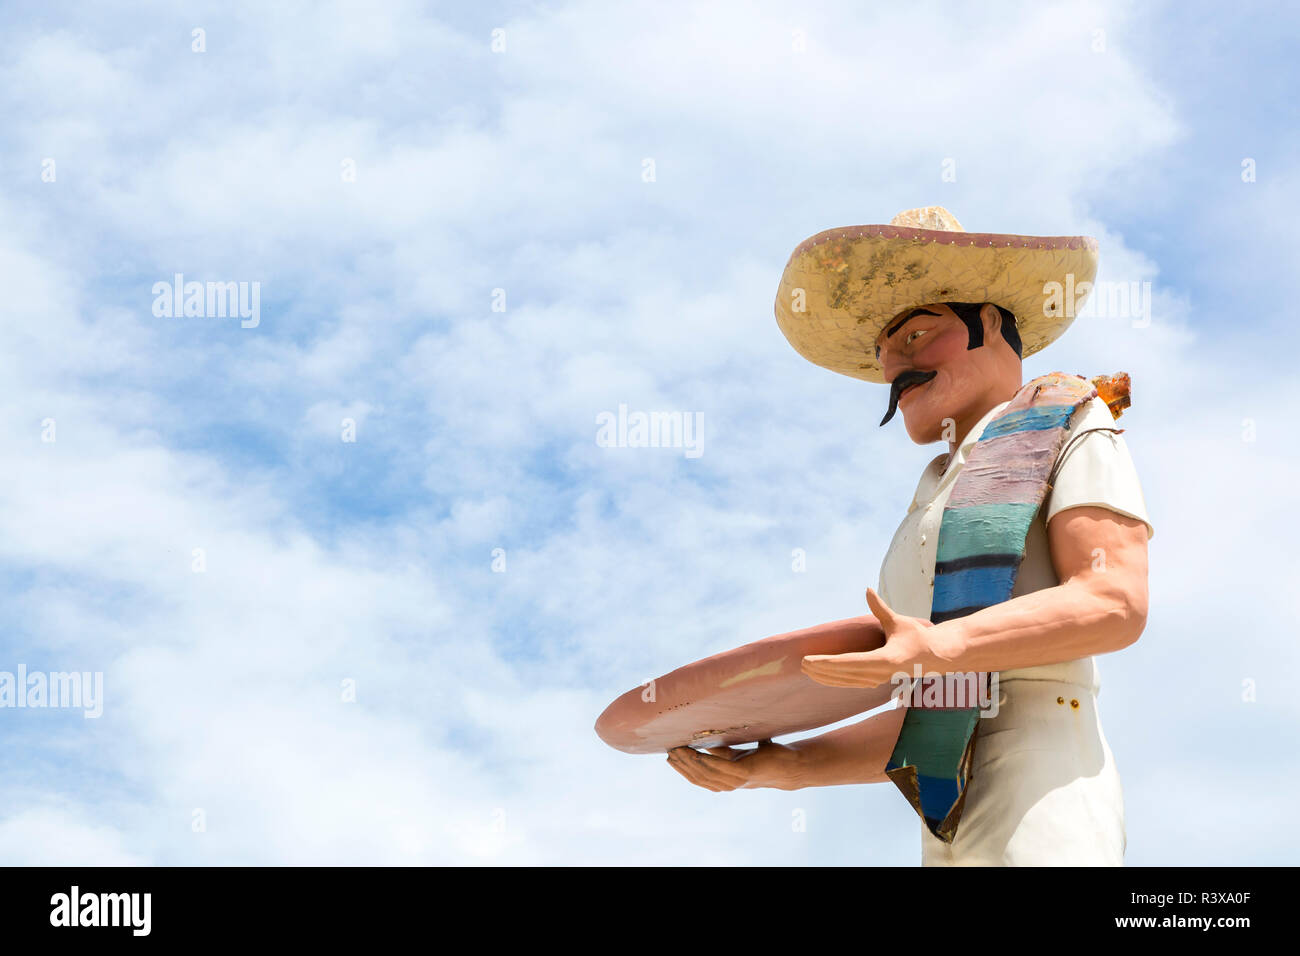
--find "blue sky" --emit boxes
[1,0,1296,864]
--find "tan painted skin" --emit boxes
[667,303,1149,792]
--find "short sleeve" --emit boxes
[1044,396,1154,540]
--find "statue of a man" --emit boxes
[667,207,1153,866]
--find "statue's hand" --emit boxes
[666,740,806,792]
[800,588,955,688]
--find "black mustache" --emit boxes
[880,369,939,426]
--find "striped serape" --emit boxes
[884,372,1099,843]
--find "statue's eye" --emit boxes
[906,328,927,345]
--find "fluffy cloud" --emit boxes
[0,0,1293,865]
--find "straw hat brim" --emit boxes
[773,224,1099,384]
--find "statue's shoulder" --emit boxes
[1025,371,1131,420]
[1020,371,1096,401]
[1001,372,1097,417]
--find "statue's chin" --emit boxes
[902,413,941,445]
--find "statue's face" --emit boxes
[875,303,991,444]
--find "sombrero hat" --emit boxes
[773,206,1099,384]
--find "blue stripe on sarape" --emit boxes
[883,374,1098,845]
[931,564,1020,617]
[977,403,1076,441]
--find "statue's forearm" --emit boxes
[787,706,908,788]
[937,573,1147,675]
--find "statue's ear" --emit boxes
[979,303,1003,345]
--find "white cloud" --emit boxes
[0,0,1293,865]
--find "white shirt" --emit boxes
[876,392,1154,865]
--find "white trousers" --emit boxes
[920,678,1126,866]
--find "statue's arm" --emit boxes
[783,705,909,787]
[938,505,1150,673]
[666,705,908,791]
[670,506,1150,792]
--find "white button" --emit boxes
[920,534,927,545]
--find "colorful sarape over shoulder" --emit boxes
[884,372,1101,844]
